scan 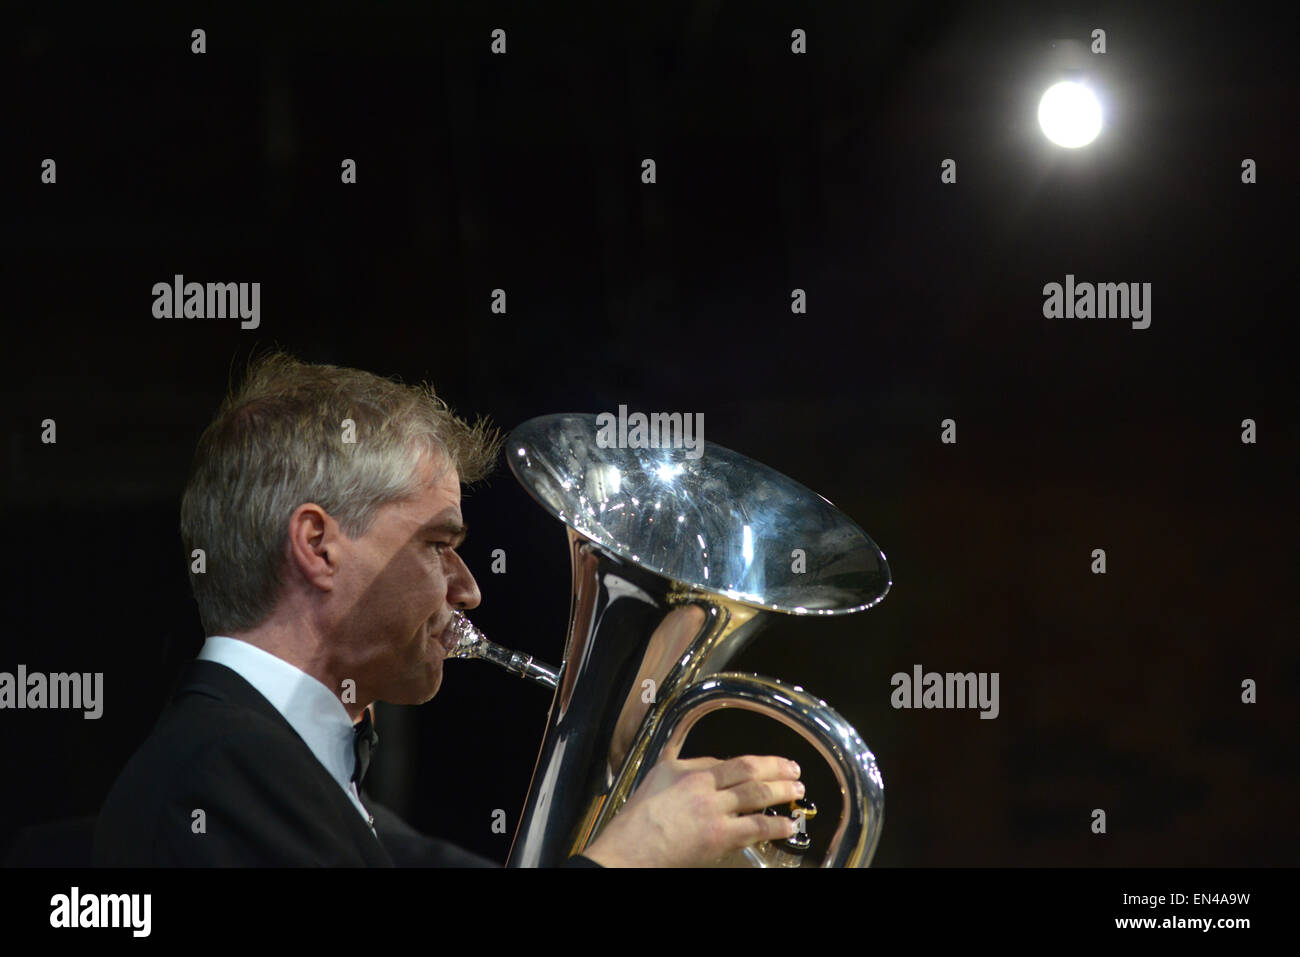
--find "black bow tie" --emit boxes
[352,708,379,786]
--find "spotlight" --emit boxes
[1038,80,1102,148]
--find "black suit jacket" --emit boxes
[92,659,600,867]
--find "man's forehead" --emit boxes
[397,498,465,545]
[406,452,462,517]
[414,476,462,518]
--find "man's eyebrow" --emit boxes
[420,519,469,541]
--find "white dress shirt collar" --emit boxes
[196,635,375,830]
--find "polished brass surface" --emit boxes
[449,413,891,867]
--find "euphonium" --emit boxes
[449,414,891,867]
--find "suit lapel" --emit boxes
[169,658,394,866]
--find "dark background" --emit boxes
[1,1,1295,867]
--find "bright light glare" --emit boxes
[1038,81,1102,148]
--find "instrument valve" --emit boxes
[764,797,817,854]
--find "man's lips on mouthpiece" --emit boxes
[436,620,461,654]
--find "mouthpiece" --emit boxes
[447,611,560,690]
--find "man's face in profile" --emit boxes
[331,451,480,707]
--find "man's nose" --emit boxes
[447,550,481,610]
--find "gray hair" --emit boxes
[179,351,503,636]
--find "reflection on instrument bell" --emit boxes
[447,413,891,867]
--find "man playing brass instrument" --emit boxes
[93,353,804,867]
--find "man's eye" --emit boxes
[428,541,453,553]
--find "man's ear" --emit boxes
[286,503,338,590]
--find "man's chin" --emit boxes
[387,669,442,706]
[418,674,442,704]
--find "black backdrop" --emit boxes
[1,1,1295,868]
